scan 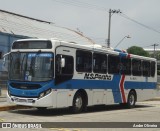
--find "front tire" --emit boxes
[127,91,136,108]
[72,93,84,113]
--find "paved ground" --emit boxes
[0,88,160,131]
[0,100,160,130]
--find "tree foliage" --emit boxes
[127,46,150,57]
[151,51,160,60]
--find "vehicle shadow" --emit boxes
[9,104,153,117]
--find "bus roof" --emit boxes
[12,38,157,62]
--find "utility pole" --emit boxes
[107,9,121,48]
[151,43,159,58]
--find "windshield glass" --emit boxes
[9,52,54,82]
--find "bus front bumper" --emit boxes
[7,91,54,108]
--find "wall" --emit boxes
[0,32,28,71]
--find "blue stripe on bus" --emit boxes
[124,81,157,89]
[55,79,156,90]
[54,76,156,103]
[8,75,156,103]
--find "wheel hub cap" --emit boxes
[129,94,135,105]
[75,96,82,109]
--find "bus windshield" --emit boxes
[9,52,54,82]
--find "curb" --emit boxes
[0,105,31,111]
[147,98,160,101]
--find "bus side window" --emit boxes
[120,58,131,75]
[61,55,74,75]
[108,55,120,74]
[142,61,150,77]
[132,59,142,76]
[151,61,156,77]
[76,50,92,72]
[93,53,107,74]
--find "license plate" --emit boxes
[14,98,27,103]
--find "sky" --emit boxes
[0,0,160,50]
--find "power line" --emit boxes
[4,0,160,48]
[140,43,160,49]
[119,13,160,34]
[53,0,107,11]
[142,45,153,48]
[52,0,160,36]
[65,0,107,11]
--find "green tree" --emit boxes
[155,51,160,60]
[127,46,150,57]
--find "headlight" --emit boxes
[38,88,52,99]
[39,92,45,99]
[45,88,52,95]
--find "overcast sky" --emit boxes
[0,0,160,50]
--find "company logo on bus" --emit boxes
[84,73,112,80]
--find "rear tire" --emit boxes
[72,93,85,113]
[127,91,136,108]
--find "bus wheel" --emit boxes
[127,91,136,108]
[72,93,84,113]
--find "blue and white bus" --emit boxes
[4,38,157,113]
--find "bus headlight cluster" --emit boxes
[38,88,52,99]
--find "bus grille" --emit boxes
[10,83,42,90]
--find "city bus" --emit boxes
[4,38,157,113]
